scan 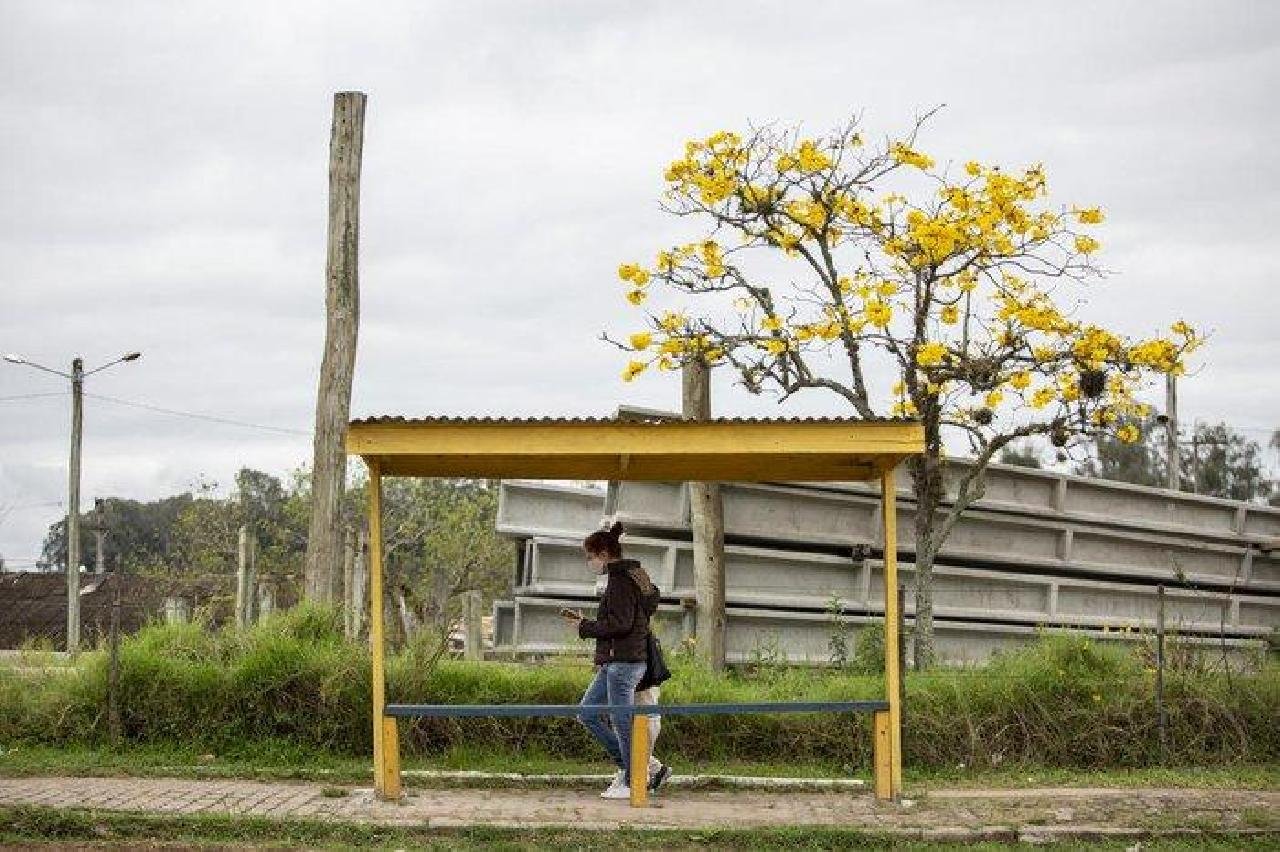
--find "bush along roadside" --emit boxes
[0,604,1275,770]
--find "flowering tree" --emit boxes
[609,113,1201,667]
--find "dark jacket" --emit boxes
[578,559,661,665]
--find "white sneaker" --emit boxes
[600,779,631,800]
[599,770,626,799]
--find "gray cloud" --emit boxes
[3,0,1278,561]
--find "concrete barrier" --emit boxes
[494,595,1264,667]
[516,537,1276,637]
[599,481,1279,591]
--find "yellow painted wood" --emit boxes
[872,709,892,801]
[368,462,387,798]
[380,716,402,800]
[360,453,885,482]
[881,469,903,799]
[346,420,923,482]
[629,714,650,808]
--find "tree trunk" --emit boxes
[909,402,945,669]
[305,92,366,602]
[683,359,726,670]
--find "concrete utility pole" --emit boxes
[93,499,106,574]
[305,91,367,603]
[67,357,83,648]
[236,525,257,629]
[1165,373,1179,492]
[682,358,727,670]
[2,351,140,653]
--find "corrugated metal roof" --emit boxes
[350,415,911,425]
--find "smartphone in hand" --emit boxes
[559,607,583,621]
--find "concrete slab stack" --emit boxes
[491,466,1278,666]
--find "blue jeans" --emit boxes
[578,662,647,777]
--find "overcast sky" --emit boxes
[2,1,1277,566]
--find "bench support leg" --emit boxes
[380,716,402,800]
[873,709,892,802]
[629,714,650,807]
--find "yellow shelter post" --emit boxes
[628,715,650,807]
[881,468,903,799]
[368,462,391,798]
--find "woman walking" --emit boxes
[561,521,664,799]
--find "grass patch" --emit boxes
[2,605,1276,773]
[3,742,1276,794]
[1,805,1277,850]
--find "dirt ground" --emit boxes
[0,775,1277,841]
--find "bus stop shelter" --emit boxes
[347,415,924,802]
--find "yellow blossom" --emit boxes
[916,341,949,367]
[865,300,893,328]
[629,332,653,350]
[890,142,935,170]
[1030,387,1056,409]
[1010,371,1032,390]
[1075,207,1105,224]
[964,161,982,177]
[622,360,647,382]
[1074,235,1100,254]
[626,289,646,305]
[795,139,832,172]
[761,315,783,332]
[618,263,650,285]
[985,389,1004,408]
[1116,423,1141,444]
[940,305,959,324]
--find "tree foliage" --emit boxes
[1076,418,1275,504]
[610,112,1202,665]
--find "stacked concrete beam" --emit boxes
[493,479,1275,665]
[515,535,1277,637]
[794,458,1280,545]
[493,595,1262,668]
[603,481,1279,591]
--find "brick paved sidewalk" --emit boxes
[0,776,1276,835]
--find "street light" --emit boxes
[3,351,142,653]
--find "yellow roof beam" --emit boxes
[346,418,923,482]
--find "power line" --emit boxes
[83,392,311,437]
[0,391,67,402]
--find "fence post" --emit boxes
[465,590,483,661]
[236,526,252,629]
[897,582,907,707]
[343,527,356,639]
[1157,583,1167,762]
[108,570,122,742]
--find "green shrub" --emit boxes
[1,615,1275,771]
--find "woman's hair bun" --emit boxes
[608,520,625,539]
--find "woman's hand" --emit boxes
[559,607,584,623]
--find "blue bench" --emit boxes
[379,699,894,806]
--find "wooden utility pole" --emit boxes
[66,356,84,653]
[1165,374,1179,491]
[305,91,367,602]
[682,359,726,670]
